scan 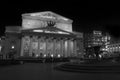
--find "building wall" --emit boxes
[76,39,84,57]
[84,31,110,48]
[3,33,21,59]
[0,37,6,59]
[56,23,72,32]
[22,19,48,29]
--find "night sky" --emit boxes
[1,1,120,38]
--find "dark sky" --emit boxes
[1,1,120,38]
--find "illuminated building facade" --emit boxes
[84,31,110,48]
[107,43,120,53]
[84,31,103,48]
[105,41,120,57]
[0,11,83,59]
[92,31,103,46]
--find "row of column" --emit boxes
[20,35,77,57]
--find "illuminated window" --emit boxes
[108,36,110,40]
[115,47,118,49]
[102,48,105,51]
[99,54,102,58]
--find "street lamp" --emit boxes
[43,54,46,57]
[0,45,2,52]
[51,54,53,58]
[57,54,61,58]
[11,45,14,49]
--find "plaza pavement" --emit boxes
[0,62,120,80]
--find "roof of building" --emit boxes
[5,26,21,33]
[5,26,83,38]
[22,11,73,23]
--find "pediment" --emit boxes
[22,11,73,23]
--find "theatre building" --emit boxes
[1,11,83,59]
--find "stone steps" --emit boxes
[54,62,120,73]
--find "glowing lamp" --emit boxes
[58,54,61,58]
[36,54,39,57]
[51,54,53,57]
[0,46,2,52]
[99,54,102,58]
[11,46,14,49]
[43,54,46,57]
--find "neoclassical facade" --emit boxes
[1,11,83,59]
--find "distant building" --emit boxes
[84,30,104,48]
[106,39,120,57]
[0,11,83,59]
[107,43,120,53]
[84,30,111,58]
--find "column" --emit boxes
[21,36,31,57]
[57,38,60,57]
[55,38,58,57]
[64,38,68,57]
[29,36,33,56]
[47,37,53,57]
[62,39,65,57]
[35,36,40,56]
[68,39,73,57]
[20,36,24,56]
[69,39,74,57]
[39,36,46,57]
[46,37,50,57]
[38,36,42,56]
[44,37,47,57]
[73,39,77,57]
[30,36,39,57]
[67,39,70,57]
[53,38,57,57]
[51,37,54,57]
[60,38,63,57]
[36,36,39,57]
[43,37,47,56]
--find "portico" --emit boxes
[20,29,79,58]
